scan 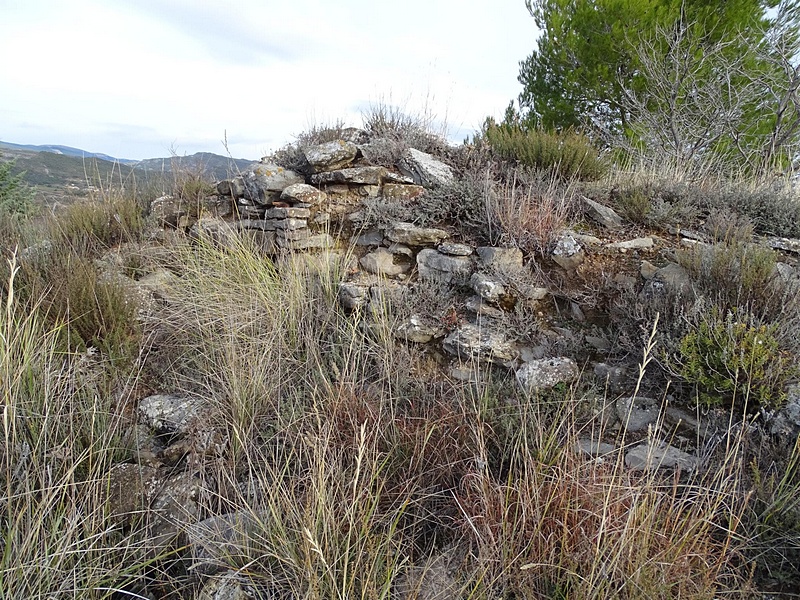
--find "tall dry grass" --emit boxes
[134,233,762,598]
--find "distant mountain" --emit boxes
[0,141,138,165]
[0,142,258,203]
[133,152,256,181]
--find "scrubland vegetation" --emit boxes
[3,1,800,597]
[0,98,799,598]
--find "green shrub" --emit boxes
[614,188,652,225]
[173,170,215,202]
[12,245,141,363]
[0,157,35,218]
[51,193,145,253]
[485,122,607,180]
[675,309,797,410]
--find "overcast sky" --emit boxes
[0,0,538,161]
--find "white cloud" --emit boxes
[0,0,538,160]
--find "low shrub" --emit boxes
[704,210,755,245]
[0,157,35,218]
[677,241,779,317]
[50,192,145,253]
[713,179,800,238]
[614,187,652,225]
[12,244,141,363]
[172,169,215,202]
[488,168,579,255]
[485,122,607,180]
[605,170,800,238]
[674,308,797,410]
[361,98,448,156]
[415,170,493,237]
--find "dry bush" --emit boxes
[271,119,353,172]
[602,162,800,237]
[415,169,495,238]
[361,97,449,157]
[489,168,579,255]
[8,241,141,363]
[677,241,783,321]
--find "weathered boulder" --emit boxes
[354,229,385,246]
[303,140,358,173]
[150,195,185,228]
[644,262,693,296]
[387,242,413,257]
[280,182,327,205]
[339,282,370,310]
[386,222,449,246]
[438,242,473,256]
[765,236,800,255]
[625,443,696,471]
[417,249,474,283]
[476,247,524,271]
[640,260,659,279]
[594,363,630,391]
[196,571,263,600]
[105,463,161,525]
[584,197,624,229]
[383,182,426,201]
[187,511,267,576]
[552,233,584,270]
[216,178,247,198]
[310,166,387,185]
[137,394,204,435]
[396,315,441,343]
[359,247,410,277]
[137,393,224,461]
[148,472,203,549]
[516,357,579,393]
[263,206,311,219]
[767,384,800,437]
[607,237,655,250]
[243,163,304,203]
[397,148,454,188]
[442,323,518,366]
[238,218,308,232]
[616,396,661,433]
[189,217,240,248]
[775,261,797,282]
[465,295,505,318]
[470,273,506,303]
[276,232,333,250]
[136,268,178,302]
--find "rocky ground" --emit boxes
[69,127,800,598]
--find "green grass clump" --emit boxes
[485,122,607,180]
[51,192,145,253]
